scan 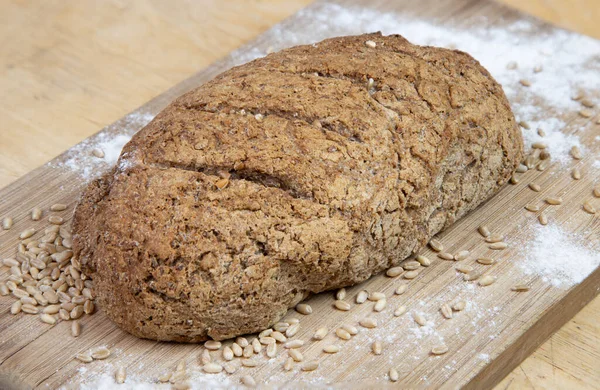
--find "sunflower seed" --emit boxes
[583,201,597,214]
[359,317,377,329]
[531,142,547,149]
[200,349,211,365]
[285,340,304,349]
[489,242,508,250]
[386,266,404,277]
[394,306,407,317]
[271,331,286,343]
[2,217,13,230]
[311,327,327,341]
[413,313,427,326]
[273,322,289,332]
[336,288,346,300]
[236,336,249,347]
[295,303,312,315]
[403,270,419,279]
[537,160,549,171]
[516,164,528,173]
[402,260,420,270]
[91,347,111,360]
[11,300,22,314]
[20,228,36,239]
[538,213,549,225]
[83,299,95,314]
[72,320,81,337]
[59,309,70,320]
[524,155,537,169]
[115,367,126,384]
[528,183,541,192]
[289,349,304,362]
[356,290,369,304]
[441,304,453,319]
[283,357,294,371]
[204,340,221,350]
[512,284,530,292]
[258,328,272,338]
[479,275,496,286]
[70,305,84,319]
[374,299,387,312]
[478,225,491,237]
[48,216,64,225]
[21,296,37,305]
[241,359,258,368]
[92,148,105,158]
[334,300,351,311]
[323,345,340,353]
[454,250,470,261]
[241,344,254,358]
[31,207,42,221]
[241,375,256,387]
[452,300,466,311]
[368,292,386,301]
[266,342,277,358]
[252,338,262,353]
[12,287,29,299]
[464,272,482,282]
[545,197,563,205]
[431,345,449,355]
[286,323,300,338]
[389,368,399,382]
[372,341,383,355]
[416,255,431,266]
[477,257,495,265]
[336,328,351,340]
[455,264,473,274]
[203,363,223,374]
[302,361,319,372]
[570,146,583,160]
[581,98,595,108]
[231,343,243,357]
[395,284,408,295]
[75,353,93,363]
[525,204,540,212]
[429,239,443,252]
[438,252,454,260]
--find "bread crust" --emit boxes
[73,33,523,342]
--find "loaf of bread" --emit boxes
[73,33,523,342]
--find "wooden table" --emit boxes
[0,1,598,388]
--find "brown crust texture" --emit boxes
[72,33,523,342]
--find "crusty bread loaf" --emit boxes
[73,33,523,342]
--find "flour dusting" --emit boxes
[519,224,600,288]
[52,111,155,180]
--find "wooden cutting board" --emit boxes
[0,0,599,388]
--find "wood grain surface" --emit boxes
[0,0,599,389]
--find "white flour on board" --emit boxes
[59,3,600,389]
[50,111,155,181]
[518,224,600,288]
